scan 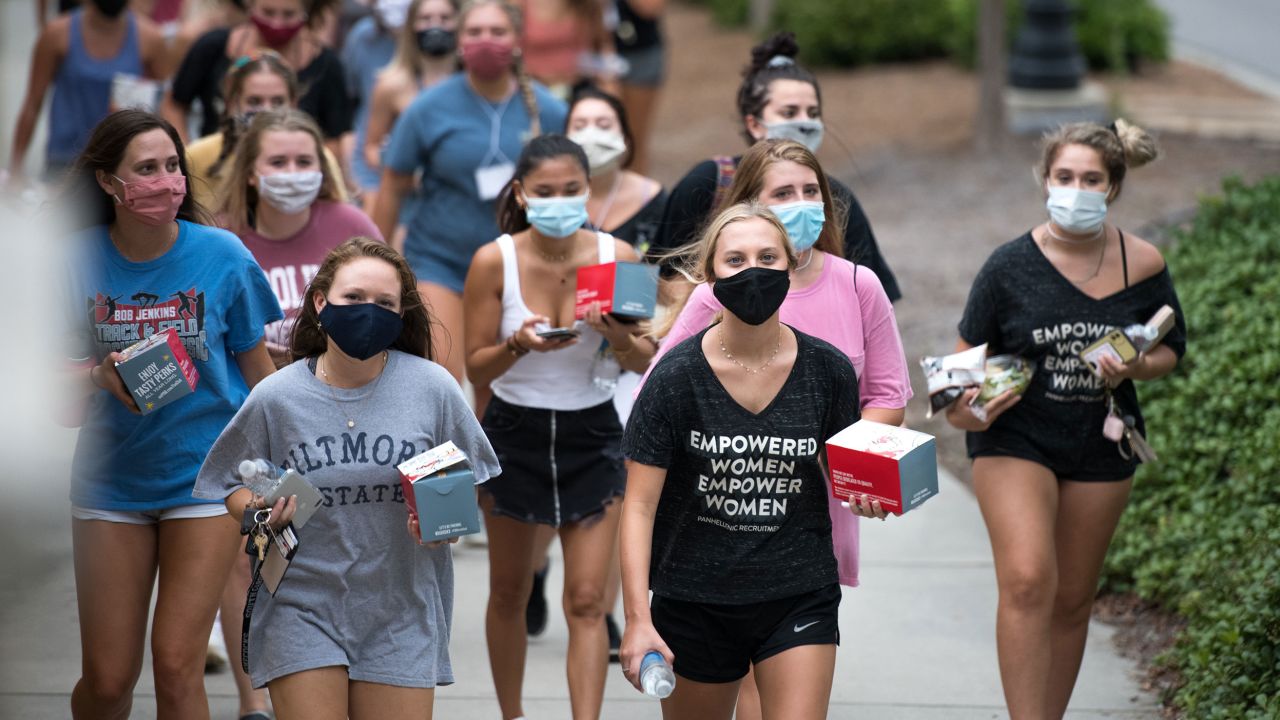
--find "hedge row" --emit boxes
[688,0,1169,72]
[1099,175,1280,718]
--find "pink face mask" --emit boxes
[251,13,306,47]
[461,39,515,81]
[113,174,187,226]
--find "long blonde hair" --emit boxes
[720,139,845,258]
[216,109,343,232]
[654,202,796,339]
[458,0,541,137]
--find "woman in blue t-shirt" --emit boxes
[62,109,281,718]
[374,0,567,385]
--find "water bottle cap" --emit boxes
[238,460,257,479]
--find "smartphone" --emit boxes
[536,327,580,340]
[266,469,325,529]
[1080,330,1138,374]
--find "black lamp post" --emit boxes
[1009,0,1086,90]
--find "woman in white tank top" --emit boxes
[462,134,657,719]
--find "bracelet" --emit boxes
[506,334,529,357]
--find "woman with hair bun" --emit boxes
[650,31,899,304]
[946,119,1185,718]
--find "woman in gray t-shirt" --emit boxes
[195,238,500,718]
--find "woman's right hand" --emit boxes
[515,315,578,353]
[92,353,140,414]
[945,387,1020,432]
[619,619,673,691]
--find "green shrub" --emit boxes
[1100,175,1280,717]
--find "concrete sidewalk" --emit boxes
[0,466,1158,719]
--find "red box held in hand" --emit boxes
[826,420,939,516]
[574,261,658,320]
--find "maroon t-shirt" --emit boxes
[238,201,383,352]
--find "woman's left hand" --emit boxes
[408,511,461,548]
[1096,352,1149,386]
[582,301,637,348]
[845,493,889,521]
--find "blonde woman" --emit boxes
[374,0,567,384]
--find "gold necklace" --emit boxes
[318,351,389,429]
[1042,225,1107,286]
[530,233,573,263]
[718,325,781,374]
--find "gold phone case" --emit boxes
[1080,330,1138,372]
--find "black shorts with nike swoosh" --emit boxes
[649,583,842,683]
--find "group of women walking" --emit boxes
[35,1,1184,717]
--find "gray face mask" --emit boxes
[764,119,825,153]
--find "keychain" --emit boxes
[1103,389,1157,462]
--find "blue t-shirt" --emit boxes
[342,16,397,190]
[67,220,283,511]
[383,73,567,292]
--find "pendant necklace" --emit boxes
[318,350,389,428]
[1043,225,1106,286]
[718,325,782,374]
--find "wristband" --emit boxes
[506,334,529,357]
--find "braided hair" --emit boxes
[459,0,540,137]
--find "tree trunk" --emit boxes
[975,0,1008,151]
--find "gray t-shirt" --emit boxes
[193,351,500,689]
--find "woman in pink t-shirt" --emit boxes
[218,108,383,368]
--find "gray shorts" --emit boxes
[621,45,666,87]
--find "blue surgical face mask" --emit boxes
[764,119,825,153]
[524,193,589,238]
[318,301,403,360]
[771,200,826,252]
[1046,185,1108,234]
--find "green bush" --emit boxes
[1100,175,1280,718]
[707,0,1169,72]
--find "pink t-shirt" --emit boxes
[639,253,912,587]
[237,201,384,352]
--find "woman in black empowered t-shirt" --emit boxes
[947,120,1185,718]
[620,203,872,717]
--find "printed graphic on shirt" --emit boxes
[687,429,818,530]
[1030,320,1116,401]
[262,263,321,348]
[89,288,209,361]
[278,431,421,509]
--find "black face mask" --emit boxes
[712,267,790,326]
[416,28,457,57]
[92,0,129,18]
[318,302,404,360]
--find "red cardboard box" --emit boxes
[574,261,658,320]
[826,420,938,515]
[114,328,199,414]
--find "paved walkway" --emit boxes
[0,464,1158,719]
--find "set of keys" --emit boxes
[242,506,274,562]
[1103,391,1158,463]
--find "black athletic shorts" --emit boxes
[650,583,841,684]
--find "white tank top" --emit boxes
[490,232,618,411]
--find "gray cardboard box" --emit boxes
[397,442,480,541]
[113,328,198,414]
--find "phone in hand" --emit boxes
[1080,330,1138,375]
[536,327,580,340]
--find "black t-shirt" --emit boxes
[589,188,667,254]
[623,326,860,604]
[614,0,662,53]
[170,28,353,139]
[958,233,1186,472]
[648,156,901,302]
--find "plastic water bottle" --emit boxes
[237,459,282,497]
[639,651,675,698]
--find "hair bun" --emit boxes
[1112,118,1159,169]
[748,32,800,76]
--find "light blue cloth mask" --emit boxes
[524,193,589,238]
[772,200,826,252]
[1046,186,1108,234]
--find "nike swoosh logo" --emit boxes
[793,620,821,633]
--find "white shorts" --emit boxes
[71,503,228,525]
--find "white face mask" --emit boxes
[1046,185,1108,234]
[374,0,411,29]
[763,119,824,153]
[257,170,323,214]
[568,125,627,174]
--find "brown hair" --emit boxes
[654,202,796,338]
[64,109,211,229]
[720,139,844,258]
[389,0,461,82]
[210,50,299,179]
[290,237,436,361]
[737,32,821,146]
[216,109,343,232]
[1037,118,1159,202]
[459,0,541,136]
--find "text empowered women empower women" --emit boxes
[689,430,818,521]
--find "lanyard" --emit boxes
[470,88,515,167]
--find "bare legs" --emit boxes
[416,281,465,384]
[659,644,835,720]
[973,456,1132,719]
[269,667,435,720]
[71,514,240,720]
